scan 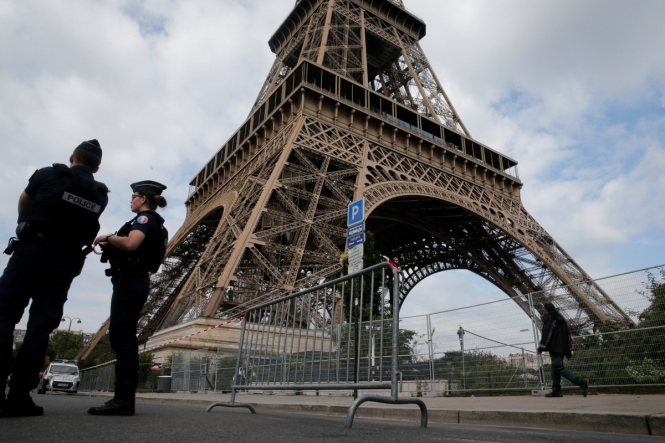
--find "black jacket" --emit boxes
[538,310,573,356]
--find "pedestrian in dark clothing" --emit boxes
[537,302,589,397]
[88,181,168,416]
[0,140,108,417]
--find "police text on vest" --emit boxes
[62,192,101,213]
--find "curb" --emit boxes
[114,394,661,436]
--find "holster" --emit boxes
[106,260,140,285]
[110,268,124,285]
[3,237,19,256]
[15,222,36,241]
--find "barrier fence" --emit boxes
[79,362,168,393]
[206,262,428,428]
[79,264,664,400]
[171,348,212,392]
[396,264,665,395]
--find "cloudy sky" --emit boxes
[1,0,663,335]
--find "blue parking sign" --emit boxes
[347,199,364,227]
[347,233,365,248]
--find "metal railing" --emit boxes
[395,264,665,395]
[206,262,428,428]
[78,264,664,400]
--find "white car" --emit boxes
[38,360,80,394]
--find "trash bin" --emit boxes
[157,376,172,393]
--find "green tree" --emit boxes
[569,268,665,385]
[12,341,22,360]
[637,269,665,328]
[79,334,116,369]
[49,330,84,359]
[138,352,154,390]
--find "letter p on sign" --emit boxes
[347,199,364,227]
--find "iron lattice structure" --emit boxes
[79,0,630,360]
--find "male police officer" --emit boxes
[0,140,108,417]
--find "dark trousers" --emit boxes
[0,242,83,394]
[109,269,149,399]
[550,352,582,390]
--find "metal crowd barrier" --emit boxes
[207,262,428,428]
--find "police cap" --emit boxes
[131,180,167,195]
[76,139,102,160]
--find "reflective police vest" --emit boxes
[18,164,108,248]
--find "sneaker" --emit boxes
[545,389,563,398]
[87,397,135,416]
[0,394,44,417]
[579,379,589,397]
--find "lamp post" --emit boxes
[61,316,81,359]
[457,325,465,395]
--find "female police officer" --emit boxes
[88,180,168,416]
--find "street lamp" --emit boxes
[457,325,465,395]
[61,316,81,359]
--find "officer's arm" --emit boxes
[18,191,33,213]
[107,230,146,252]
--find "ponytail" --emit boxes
[156,195,167,208]
[139,191,168,211]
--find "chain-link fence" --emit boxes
[171,348,213,392]
[396,265,665,396]
[79,362,169,393]
[211,347,239,392]
[533,266,665,390]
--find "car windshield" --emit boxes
[50,365,78,375]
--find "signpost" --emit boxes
[347,199,365,274]
[347,199,364,227]
[348,244,364,274]
[347,233,365,249]
[347,222,365,238]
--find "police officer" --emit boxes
[0,140,108,417]
[88,180,168,416]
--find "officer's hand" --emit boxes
[537,349,542,355]
[566,355,572,361]
[93,235,109,246]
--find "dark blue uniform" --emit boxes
[88,179,166,416]
[108,211,165,399]
[0,165,108,395]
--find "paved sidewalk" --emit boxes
[90,390,665,436]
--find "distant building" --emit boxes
[13,329,27,346]
[81,331,95,344]
[13,328,95,348]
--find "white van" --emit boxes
[38,359,80,394]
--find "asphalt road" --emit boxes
[2,393,663,443]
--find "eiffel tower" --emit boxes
[79,0,630,360]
